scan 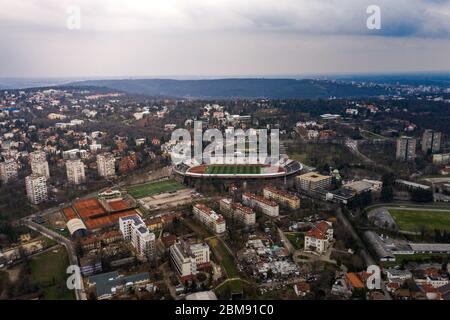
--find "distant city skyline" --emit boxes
[1,0,450,78]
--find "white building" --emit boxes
[25,174,48,204]
[66,159,86,185]
[170,241,211,279]
[29,150,50,178]
[192,204,226,234]
[304,221,333,254]
[97,152,115,178]
[219,198,256,226]
[296,172,332,192]
[119,214,155,260]
[0,158,18,183]
[242,192,279,217]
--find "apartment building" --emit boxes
[66,159,86,185]
[97,152,116,178]
[263,185,300,209]
[296,172,332,192]
[25,174,48,204]
[119,214,155,260]
[242,192,279,217]
[396,137,417,161]
[29,150,50,178]
[219,198,256,226]
[192,203,226,234]
[422,129,442,154]
[0,158,18,183]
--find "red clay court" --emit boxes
[63,198,139,231]
[63,207,77,220]
[74,198,106,219]
[108,199,130,211]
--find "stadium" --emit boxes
[174,155,303,181]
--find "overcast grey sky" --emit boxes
[1,0,450,78]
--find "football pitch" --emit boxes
[389,208,450,231]
[205,165,262,175]
[127,179,185,198]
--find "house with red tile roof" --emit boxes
[304,221,333,254]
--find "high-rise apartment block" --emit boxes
[396,137,417,161]
[0,158,18,183]
[25,174,48,204]
[421,129,442,154]
[119,214,155,259]
[29,150,50,178]
[66,159,86,185]
[97,153,116,178]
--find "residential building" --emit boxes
[304,221,333,254]
[219,198,256,226]
[242,192,279,217]
[29,150,50,178]
[79,254,102,276]
[97,152,116,178]
[88,271,151,300]
[25,174,48,204]
[263,185,300,209]
[421,129,442,154]
[192,204,226,234]
[66,159,86,185]
[432,153,450,165]
[396,137,416,161]
[0,158,18,183]
[169,240,211,280]
[296,172,332,192]
[119,214,155,260]
[385,269,413,283]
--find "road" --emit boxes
[21,218,87,300]
[335,208,392,300]
[345,139,375,164]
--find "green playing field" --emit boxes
[205,165,262,175]
[127,179,185,198]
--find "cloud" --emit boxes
[0,0,450,37]
[0,0,449,77]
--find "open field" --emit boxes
[214,279,243,298]
[388,209,450,231]
[30,247,75,300]
[285,232,304,250]
[205,165,262,175]
[127,179,185,198]
[207,238,239,278]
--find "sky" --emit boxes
[1,0,450,78]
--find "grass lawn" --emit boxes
[285,232,304,250]
[206,165,262,175]
[30,247,75,300]
[389,209,450,231]
[214,279,243,297]
[288,152,310,165]
[127,179,185,198]
[207,238,239,278]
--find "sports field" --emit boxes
[205,165,262,175]
[389,209,450,231]
[30,247,75,300]
[127,179,185,198]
